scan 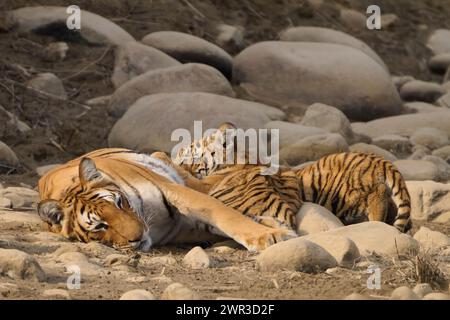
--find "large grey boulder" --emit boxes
[9,6,134,46]
[142,31,233,78]
[112,41,181,88]
[108,63,235,117]
[233,41,402,121]
[263,121,327,149]
[278,26,387,69]
[108,92,285,153]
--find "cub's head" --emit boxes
[38,158,146,250]
[174,122,238,178]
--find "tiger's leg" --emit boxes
[366,183,389,223]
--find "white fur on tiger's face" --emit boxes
[174,123,238,179]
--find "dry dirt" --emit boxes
[1,0,450,300]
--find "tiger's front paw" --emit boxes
[243,228,297,252]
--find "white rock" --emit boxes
[278,26,386,69]
[233,41,402,121]
[182,246,212,269]
[372,134,412,157]
[295,202,344,236]
[406,180,450,223]
[112,41,180,88]
[215,24,244,53]
[42,289,71,300]
[109,92,284,154]
[10,6,135,46]
[410,127,449,150]
[300,221,418,256]
[142,31,233,78]
[429,53,450,73]
[413,226,450,250]
[300,103,358,144]
[404,102,444,114]
[432,145,450,162]
[108,63,235,117]
[264,121,327,149]
[0,197,12,209]
[339,9,366,30]
[437,92,450,108]
[27,73,67,99]
[349,143,397,162]
[394,160,439,181]
[161,283,199,300]
[422,292,450,300]
[256,238,337,272]
[400,80,446,102]
[0,187,39,209]
[279,133,348,166]
[413,283,433,298]
[427,29,450,55]
[0,141,19,171]
[36,164,61,177]
[390,286,420,300]
[120,289,155,300]
[361,112,450,139]
[0,248,46,281]
[301,234,360,267]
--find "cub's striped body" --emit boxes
[174,124,412,233]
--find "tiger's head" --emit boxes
[174,122,238,178]
[38,158,147,250]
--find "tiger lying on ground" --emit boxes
[171,123,412,233]
[37,148,294,252]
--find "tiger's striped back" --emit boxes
[295,152,411,232]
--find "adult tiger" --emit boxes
[37,148,293,252]
[173,123,412,233]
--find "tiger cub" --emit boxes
[172,123,412,233]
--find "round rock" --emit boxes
[233,41,402,121]
[349,143,397,162]
[256,238,337,273]
[410,127,449,150]
[390,286,420,300]
[413,226,450,250]
[413,283,433,298]
[142,31,233,78]
[108,63,235,117]
[295,202,344,236]
[120,289,156,300]
[400,80,446,103]
[108,92,285,154]
[278,26,387,69]
[427,29,450,55]
[161,283,199,300]
[112,41,181,88]
[182,246,212,269]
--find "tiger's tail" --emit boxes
[384,163,412,233]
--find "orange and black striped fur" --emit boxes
[173,124,412,233]
[38,148,293,252]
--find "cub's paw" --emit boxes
[244,228,296,252]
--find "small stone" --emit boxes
[0,141,19,172]
[412,283,433,298]
[0,197,12,209]
[339,9,366,30]
[400,80,446,102]
[410,127,449,150]
[344,293,374,300]
[381,13,398,28]
[27,73,67,99]
[390,286,420,300]
[0,248,46,281]
[256,238,337,273]
[120,289,155,300]
[413,226,450,250]
[42,289,71,300]
[295,202,344,236]
[105,254,130,266]
[182,246,212,269]
[215,24,245,53]
[422,292,450,300]
[161,283,199,300]
[43,42,69,62]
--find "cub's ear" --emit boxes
[37,199,63,225]
[79,157,104,185]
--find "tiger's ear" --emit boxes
[37,199,63,226]
[79,157,104,186]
